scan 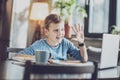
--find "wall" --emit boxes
[0,0,12,60]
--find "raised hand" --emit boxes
[71,24,85,43]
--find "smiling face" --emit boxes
[45,21,65,46]
[44,14,65,46]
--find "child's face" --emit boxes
[46,22,65,44]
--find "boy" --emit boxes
[19,14,88,62]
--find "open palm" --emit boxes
[71,24,85,43]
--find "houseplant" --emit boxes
[111,25,120,35]
[53,0,87,38]
[53,0,87,22]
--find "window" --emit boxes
[116,0,120,28]
[88,0,109,33]
[10,0,31,48]
[85,0,116,38]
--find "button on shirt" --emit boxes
[19,38,82,60]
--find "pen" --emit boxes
[11,61,25,66]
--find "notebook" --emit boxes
[98,34,120,69]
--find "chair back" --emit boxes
[6,47,24,59]
[23,60,98,80]
[6,47,24,53]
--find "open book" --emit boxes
[12,54,35,62]
[12,54,93,67]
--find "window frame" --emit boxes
[84,0,117,38]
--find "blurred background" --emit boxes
[0,0,120,60]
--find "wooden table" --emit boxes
[0,60,119,80]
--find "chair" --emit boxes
[6,47,24,59]
[6,47,24,53]
[87,46,101,62]
[23,60,98,80]
[87,46,120,66]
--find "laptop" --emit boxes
[88,34,120,69]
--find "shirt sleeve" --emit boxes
[18,41,39,55]
[67,41,82,60]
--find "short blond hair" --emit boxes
[44,14,63,30]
